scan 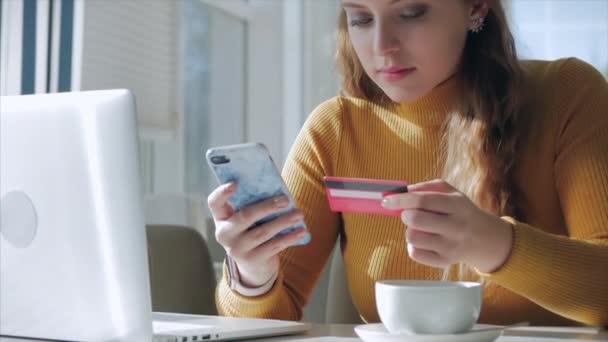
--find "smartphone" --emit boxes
[206,143,310,245]
[323,176,408,216]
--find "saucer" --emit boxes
[354,323,503,342]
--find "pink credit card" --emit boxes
[323,176,408,216]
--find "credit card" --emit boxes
[323,176,408,216]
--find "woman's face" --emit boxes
[341,0,486,103]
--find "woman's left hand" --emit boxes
[381,179,514,273]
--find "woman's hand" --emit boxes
[381,179,514,273]
[207,182,308,287]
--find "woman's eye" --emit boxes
[399,8,427,20]
[349,16,373,27]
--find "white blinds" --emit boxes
[0,0,182,135]
[77,0,182,136]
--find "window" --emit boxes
[183,0,339,202]
[509,0,608,75]
[183,0,248,201]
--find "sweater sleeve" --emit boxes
[215,98,343,320]
[479,58,608,326]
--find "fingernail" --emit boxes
[274,196,290,208]
[223,182,236,191]
[291,213,304,222]
[401,212,411,225]
[381,197,392,208]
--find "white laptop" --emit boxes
[0,90,310,342]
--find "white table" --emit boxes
[261,324,608,341]
[1,324,607,341]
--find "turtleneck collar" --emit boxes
[392,74,462,128]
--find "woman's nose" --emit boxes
[373,21,400,56]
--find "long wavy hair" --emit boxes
[336,0,524,218]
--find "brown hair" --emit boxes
[336,0,524,218]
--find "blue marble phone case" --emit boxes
[206,143,310,245]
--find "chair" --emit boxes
[146,224,217,315]
[325,244,362,324]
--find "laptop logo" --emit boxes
[1,191,38,248]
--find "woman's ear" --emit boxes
[469,0,490,21]
[468,0,490,32]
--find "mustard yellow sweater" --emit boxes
[216,58,608,326]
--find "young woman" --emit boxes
[208,0,608,326]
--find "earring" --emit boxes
[470,17,485,33]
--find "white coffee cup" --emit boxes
[375,280,482,335]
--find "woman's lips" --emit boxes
[378,67,416,81]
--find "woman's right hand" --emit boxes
[207,182,308,288]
